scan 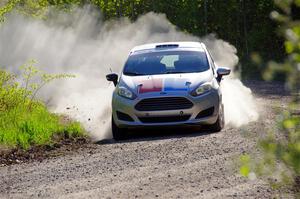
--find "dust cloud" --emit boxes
[0,6,258,140]
[203,36,259,127]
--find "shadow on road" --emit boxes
[243,80,289,97]
[96,127,215,145]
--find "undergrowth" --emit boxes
[0,60,85,150]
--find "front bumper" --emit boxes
[112,90,221,128]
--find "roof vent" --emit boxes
[155,44,179,49]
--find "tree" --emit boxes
[241,0,300,195]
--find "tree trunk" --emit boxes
[294,176,300,196]
[242,0,249,56]
[104,0,108,19]
[119,0,123,17]
[114,0,119,17]
[235,0,240,48]
[131,0,135,19]
[152,0,156,12]
[204,0,208,34]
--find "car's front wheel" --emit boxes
[112,116,127,140]
[207,104,225,132]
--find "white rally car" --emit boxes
[106,42,230,140]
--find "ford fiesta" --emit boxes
[106,42,231,140]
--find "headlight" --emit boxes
[191,83,212,97]
[118,86,135,99]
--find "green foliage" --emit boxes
[0,0,85,20]
[239,155,251,177]
[0,61,84,150]
[0,104,82,149]
[241,0,300,195]
[0,0,20,22]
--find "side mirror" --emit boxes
[216,67,231,82]
[106,73,118,86]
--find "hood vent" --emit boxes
[155,44,179,49]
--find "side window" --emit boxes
[207,50,216,70]
[206,50,216,75]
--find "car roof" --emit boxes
[130,42,206,54]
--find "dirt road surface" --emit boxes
[0,81,293,199]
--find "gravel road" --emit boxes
[0,81,293,199]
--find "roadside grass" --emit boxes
[0,103,84,149]
[0,61,86,150]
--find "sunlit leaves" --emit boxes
[241,0,300,193]
[0,60,74,111]
[0,0,20,22]
[0,61,83,149]
[240,155,251,177]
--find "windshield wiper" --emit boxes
[123,72,146,76]
[165,71,190,74]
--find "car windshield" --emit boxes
[123,51,209,76]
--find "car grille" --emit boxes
[135,97,193,111]
[138,115,191,123]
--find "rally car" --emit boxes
[106,42,231,140]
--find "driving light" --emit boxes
[191,83,212,96]
[118,86,135,99]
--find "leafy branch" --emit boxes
[241,0,300,195]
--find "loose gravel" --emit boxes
[0,81,293,199]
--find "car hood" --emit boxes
[120,70,213,95]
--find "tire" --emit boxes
[208,104,225,132]
[112,116,127,140]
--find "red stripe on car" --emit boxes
[139,78,163,94]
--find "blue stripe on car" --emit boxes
[164,78,189,91]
